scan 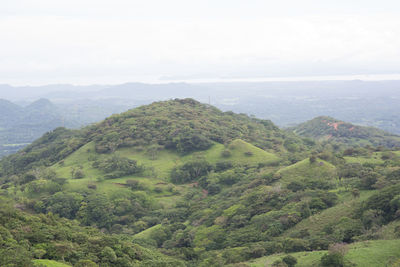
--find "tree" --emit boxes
[100,246,117,263]
[71,166,85,179]
[126,179,142,190]
[77,193,114,229]
[46,192,83,219]
[272,260,288,267]
[171,160,212,184]
[309,155,317,164]
[282,255,297,267]
[321,243,348,267]
[320,252,344,267]
[93,155,143,178]
[54,242,73,261]
[74,260,98,267]
[351,188,360,199]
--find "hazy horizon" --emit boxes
[2,0,400,85]
[4,73,400,87]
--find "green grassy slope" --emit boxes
[49,139,280,208]
[33,260,71,267]
[284,190,375,237]
[246,239,400,267]
[277,158,337,185]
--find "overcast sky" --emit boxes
[2,0,400,85]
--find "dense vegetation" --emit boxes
[0,198,185,266]
[1,99,400,266]
[90,98,293,154]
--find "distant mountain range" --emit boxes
[2,80,400,135]
[0,98,63,156]
[0,98,138,157]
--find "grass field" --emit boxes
[50,139,280,194]
[44,139,280,214]
[277,158,336,185]
[133,224,162,239]
[33,259,71,267]
[344,152,385,165]
[246,239,400,267]
[284,190,375,237]
[196,139,280,166]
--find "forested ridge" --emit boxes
[1,99,400,266]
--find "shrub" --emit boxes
[75,259,98,267]
[283,238,309,253]
[87,183,97,190]
[72,168,85,179]
[222,247,251,264]
[154,187,163,193]
[320,252,344,267]
[171,160,212,184]
[321,243,348,267]
[272,260,288,267]
[332,217,363,243]
[126,179,142,190]
[287,181,304,192]
[93,156,143,178]
[173,131,213,154]
[282,255,297,267]
[207,183,221,195]
[221,150,232,158]
[215,161,233,172]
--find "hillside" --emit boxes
[291,116,400,148]
[1,99,400,266]
[246,239,400,267]
[89,98,289,154]
[276,158,337,185]
[1,98,305,176]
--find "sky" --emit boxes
[1,0,400,85]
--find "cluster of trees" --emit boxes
[0,199,185,266]
[171,159,213,184]
[31,190,157,231]
[93,155,144,179]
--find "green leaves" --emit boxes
[92,155,143,178]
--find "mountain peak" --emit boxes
[26,98,54,109]
[92,98,282,154]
